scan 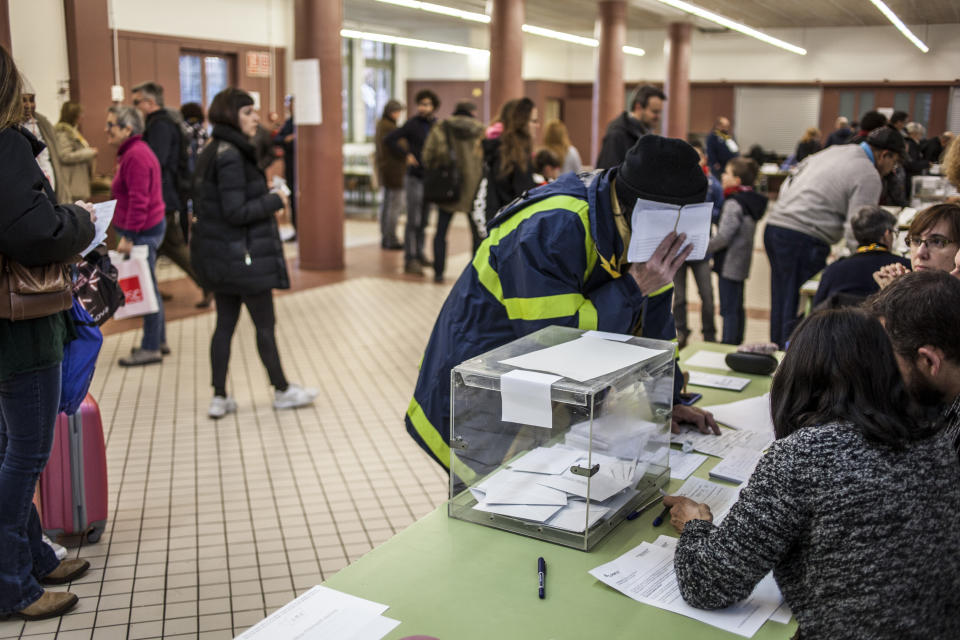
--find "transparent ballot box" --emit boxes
[447,326,675,551]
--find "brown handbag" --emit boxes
[0,254,74,321]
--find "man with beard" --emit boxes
[868,270,960,460]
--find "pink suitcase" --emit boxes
[39,394,108,542]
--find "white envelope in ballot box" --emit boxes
[109,247,159,320]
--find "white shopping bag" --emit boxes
[109,246,159,320]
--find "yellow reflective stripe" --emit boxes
[649,282,675,297]
[406,396,477,484]
[578,299,598,330]
[472,195,595,321]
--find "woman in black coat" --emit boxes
[0,47,95,621]
[482,97,538,222]
[190,88,316,419]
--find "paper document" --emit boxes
[501,337,666,382]
[768,601,793,624]
[81,199,116,257]
[582,330,633,342]
[508,446,583,475]
[536,464,633,502]
[471,501,563,522]
[701,393,774,433]
[672,427,772,459]
[671,477,741,525]
[500,369,561,429]
[589,542,783,638]
[687,370,750,391]
[669,450,708,480]
[234,585,396,640]
[683,350,732,371]
[474,468,568,506]
[708,447,764,485]
[545,501,610,532]
[628,199,713,263]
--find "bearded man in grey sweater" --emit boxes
[763,126,905,347]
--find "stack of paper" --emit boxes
[708,447,764,485]
[671,477,742,525]
[500,336,667,382]
[687,370,750,391]
[701,393,774,433]
[668,450,708,480]
[589,541,783,637]
[235,585,400,640]
[683,350,732,371]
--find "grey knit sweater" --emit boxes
[674,422,960,639]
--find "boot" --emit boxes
[41,558,90,585]
[14,591,78,620]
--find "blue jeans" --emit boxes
[0,365,62,614]
[764,225,830,349]
[718,276,745,345]
[119,219,166,351]
[404,176,429,263]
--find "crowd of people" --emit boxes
[4,38,960,631]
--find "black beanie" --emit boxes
[614,135,708,211]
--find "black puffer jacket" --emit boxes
[190,124,288,295]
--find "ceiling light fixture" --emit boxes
[867,0,929,53]
[655,0,806,55]
[520,24,598,47]
[622,45,646,57]
[340,29,490,56]
[374,0,489,23]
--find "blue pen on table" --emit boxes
[538,556,546,599]
[627,488,668,521]
[652,504,671,527]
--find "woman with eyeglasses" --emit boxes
[663,308,960,639]
[874,203,960,287]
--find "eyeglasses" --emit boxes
[906,234,955,250]
[105,121,119,129]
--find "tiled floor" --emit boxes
[1,214,775,639]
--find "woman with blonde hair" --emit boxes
[543,119,581,174]
[54,101,97,202]
[794,126,822,163]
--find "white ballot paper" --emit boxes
[508,446,583,475]
[702,393,774,433]
[81,199,117,257]
[471,501,563,522]
[234,585,399,640]
[545,500,610,532]
[709,447,764,485]
[687,370,750,391]
[669,450,708,480]
[536,462,633,502]
[501,337,666,382]
[589,543,782,638]
[500,369,561,429]
[683,350,733,371]
[671,477,742,525]
[672,428,772,459]
[474,468,568,506]
[581,330,633,342]
[628,199,713,263]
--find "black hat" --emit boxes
[866,126,907,161]
[614,135,708,210]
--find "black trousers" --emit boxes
[211,291,288,396]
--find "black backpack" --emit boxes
[423,122,462,204]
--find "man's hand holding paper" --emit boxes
[628,231,693,294]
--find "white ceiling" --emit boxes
[343,0,960,34]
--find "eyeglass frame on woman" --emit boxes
[906,234,956,250]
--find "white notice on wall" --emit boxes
[292,59,322,125]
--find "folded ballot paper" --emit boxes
[627,199,713,263]
[701,393,775,433]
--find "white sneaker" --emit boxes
[273,384,318,410]
[208,396,238,419]
[43,533,68,560]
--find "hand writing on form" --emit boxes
[628,231,693,295]
[662,494,713,533]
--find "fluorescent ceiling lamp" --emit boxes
[868,0,929,53]
[521,24,598,47]
[372,0,645,56]
[656,0,806,55]
[340,29,489,56]
[375,0,489,23]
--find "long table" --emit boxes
[323,343,795,639]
